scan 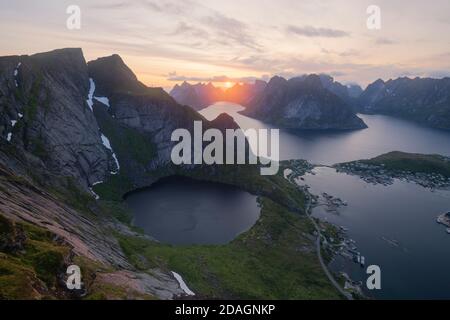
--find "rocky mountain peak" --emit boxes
[0,48,113,188]
[267,75,288,87]
[209,113,240,131]
[88,54,147,96]
[243,74,367,130]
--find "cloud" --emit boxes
[202,12,260,49]
[140,0,190,15]
[321,48,360,57]
[287,25,350,38]
[167,72,261,83]
[169,22,210,38]
[329,71,347,77]
[375,38,397,45]
[427,70,450,78]
[89,2,130,10]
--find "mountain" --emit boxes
[225,80,267,105]
[0,48,113,188]
[87,54,211,180]
[319,74,362,105]
[170,81,224,110]
[169,80,267,110]
[0,48,256,299]
[0,48,200,299]
[242,75,367,130]
[347,84,363,98]
[358,77,450,129]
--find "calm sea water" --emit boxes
[200,102,450,299]
[303,167,450,299]
[200,102,450,164]
[126,176,260,245]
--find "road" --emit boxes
[305,195,354,300]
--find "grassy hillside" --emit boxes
[361,151,450,177]
[0,215,70,299]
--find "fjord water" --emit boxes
[200,102,450,164]
[126,176,260,245]
[303,167,450,299]
[200,102,450,299]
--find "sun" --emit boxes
[224,81,233,89]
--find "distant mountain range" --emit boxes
[171,75,367,130]
[169,80,267,110]
[171,75,450,130]
[357,77,450,129]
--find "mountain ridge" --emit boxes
[357,77,450,129]
[241,74,367,130]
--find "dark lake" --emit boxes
[125,176,260,245]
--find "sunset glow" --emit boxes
[224,82,234,89]
[0,0,449,90]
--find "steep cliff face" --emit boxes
[88,55,207,176]
[242,75,367,130]
[358,77,450,129]
[0,49,114,189]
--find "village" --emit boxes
[334,161,450,190]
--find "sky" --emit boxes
[1,0,450,90]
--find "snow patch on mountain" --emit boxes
[86,79,120,175]
[101,134,120,174]
[171,271,195,296]
[86,78,96,111]
[94,96,110,108]
[14,62,21,87]
[6,116,21,142]
[89,181,104,200]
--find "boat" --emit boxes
[446,228,450,234]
